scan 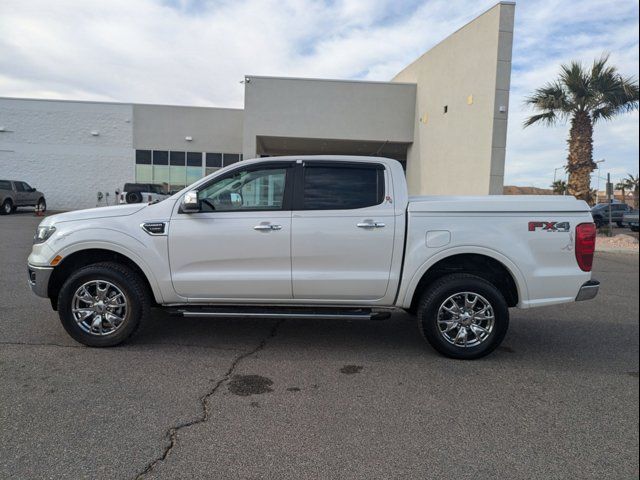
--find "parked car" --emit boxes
[28,156,599,359]
[0,179,46,215]
[623,210,639,232]
[590,202,632,227]
[118,183,170,204]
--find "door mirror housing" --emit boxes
[181,190,200,213]
[229,192,242,208]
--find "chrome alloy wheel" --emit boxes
[71,280,128,336]
[437,292,495,348]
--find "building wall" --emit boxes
[0,2,514,209]
[393,2,514,195]
[132,105,244,190]
[242,77,416,158]
[133,104,243,152]
[0,98,134,210]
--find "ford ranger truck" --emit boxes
[27,156,599,359]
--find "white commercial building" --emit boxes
[0,3,514,210]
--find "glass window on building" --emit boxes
[136,150,243,188]
[223,153,240,166]
[135,150,152,183]
[206,153,222,176]
[152,151,169,190]
[186,152,203,186]
[169,151,187,191]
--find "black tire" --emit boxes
[126,191,143,204]
[37,198,46,213]
[631,226,639,233]
[593,216,603,228]
[57,262,149,347]
[616,221,624,228]
[1,200,12,215]
[417,273,509,360]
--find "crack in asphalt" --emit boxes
[134,319,284,479]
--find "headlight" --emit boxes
[34,226,56,244]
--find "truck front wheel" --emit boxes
[417,273,509,359]
[1,200,12,215]
[57,262,149,347]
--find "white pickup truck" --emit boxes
[28,156,599,359]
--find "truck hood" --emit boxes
[41,204,147,225]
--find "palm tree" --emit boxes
[615,180,627,204]
[623,174,639,208]
[524,55,639,202]
[551,180,567,195]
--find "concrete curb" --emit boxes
[595,247,639,255]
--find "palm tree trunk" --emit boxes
[566,111,595,202]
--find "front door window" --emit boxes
[198,168,287,212]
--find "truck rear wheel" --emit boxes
[57,262,149,347]
[417,273,509,359]
[1,200,12,215]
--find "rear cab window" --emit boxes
[299,162,386,210]
[0,180,11,190]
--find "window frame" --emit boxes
[292,161,387,211]
[181,161,296,214]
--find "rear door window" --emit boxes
[0,180,11,190]
[302,164,385,210]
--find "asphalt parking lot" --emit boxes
[1,212,638,480]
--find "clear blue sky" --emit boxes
[1,0,638,187]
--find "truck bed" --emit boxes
[408,195,588,213]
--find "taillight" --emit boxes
[575,223,596,272]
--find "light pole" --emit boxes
[594,159,605,194]
[553,166,564,183]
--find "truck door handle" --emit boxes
[254,224,282,231]
[357,222,385,229]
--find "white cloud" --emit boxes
[0,0,638,187]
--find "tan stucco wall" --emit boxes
[133,104,243,153]
[242,77,416,158]
[393,2,514,195]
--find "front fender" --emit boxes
[54,240,165,304]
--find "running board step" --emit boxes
[169,306,391,321]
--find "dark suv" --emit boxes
[0,180,46,215]
[591,202,632,227]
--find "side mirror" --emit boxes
[229,192,243,208]
[181,190,200,213]
[29,188,36,193]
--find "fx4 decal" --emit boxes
[528,221,571,232]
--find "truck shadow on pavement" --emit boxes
[119,308,638,374]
